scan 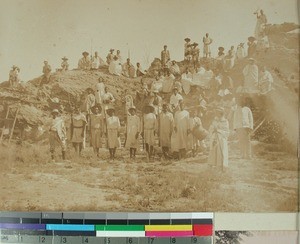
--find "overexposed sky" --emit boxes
[0,0,298,82]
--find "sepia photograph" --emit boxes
[0,0,298,212]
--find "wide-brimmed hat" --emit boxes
[110,49,114,52]
[248,36,256,42]
[91,104,102,113]
[86,87,94,92]
[128,106,136,112]
[51,109,60,115]
[62,56,68,60]
[184,38,191,42]
[218,47,225,52]
[144,104,155,113]
[193,42,199,46]
[82,51,89,56]
[11,65,17,69]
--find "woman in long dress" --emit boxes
[106,107,121,160]
[90,105,104,158]
[208,107,229,169]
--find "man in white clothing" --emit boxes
[233,97,254,159]
[259,66,273,94]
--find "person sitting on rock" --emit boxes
[115,50,122,63]
[169,60,181,76]
[61,57,69,71]
[122,58,135,78]
[136,62,146,77]
[9,65,20,87]
[78,51,91,70]
[236,43,246,60]
[108,56,123,76]
[91,51,105,69]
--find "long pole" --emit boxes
[8,107,19,144]
[0,107,10,142]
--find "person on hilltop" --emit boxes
[203,33,213,58]
[208,107,229,170]
[254,9,267,39]
[125,106,141,159]
[91,51,105,70]
[78,51,91,70]
[116,50,122,63]
[108,56,123,76]
[105,107,121,161]
[122,58,135,78]
[106,49,115,65]
[184,37,191,60]
[9,65,20,87]
[158,103,174,159]
[84,88,96,116]
[41,60,52,85]
[247,36,257,58]
[136,62,146,77]
[49,109,67,162]
[89,104,104,158]
[61,57,69,71]
[192,42,200,68]
[161,45,170,73]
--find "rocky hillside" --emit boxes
[0,23,298,147]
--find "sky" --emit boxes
[0,0,299,82]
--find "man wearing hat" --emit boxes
[105,106,121,160]
[125,106,141,159]
[78,51,91,70]
[42,61,52,85]
[242,58,258,92]
[191,42,200,68]
[90,105,104,158]
[142,104,157,160]
[158,103,174,159]
[170,87,183,112]
[49,109,67,162]
[149,89,162,115]
[61,57,69,71]
[169,60,180,76]
[184,38,191,60]
[208,106,229,169]
[106,49,115,65]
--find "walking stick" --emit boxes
[9,107,19,144]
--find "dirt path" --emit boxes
[0,141,297,212]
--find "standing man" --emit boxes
[203,33,213,58]
[125,106,141,159]
[233,97,254,159]
[143,105,157,160]
[70,107,87,156]
[122,58,134,78]
[161,45,170,73]
[150,90,162,115]
[78,51,91,70]
[192,43,200,69]
[123,89,134,118]
[102,87,115,110]
[90,105,104,158]
[184,37,191,60]
[85,88,96,116]
[254,9,267,39]
[42,61,52,85]
[242,58,258,92]
[174,100,190,159]
[106,107,121,161]
[159,103,174,159]
[49,109,67,162]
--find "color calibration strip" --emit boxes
[0,212,213,243]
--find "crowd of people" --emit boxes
[7,10,274,169]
